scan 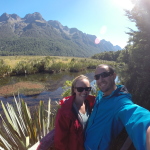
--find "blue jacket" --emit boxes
[85,85,150,150]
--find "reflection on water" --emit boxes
[0,69,121,113]
[0,70,95,110]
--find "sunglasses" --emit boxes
[75,87,92,92]
[94,72,112,80]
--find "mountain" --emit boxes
[0,12,122,57]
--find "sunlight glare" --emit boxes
[113,0,134,10]
[100,26,107,35]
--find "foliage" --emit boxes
[0,34,118,57]
[116,47,130,63]
[90,82,99,96]
[120,0,150,109]
[0,59,11,77]
[61,80,72,97]
[91,51,121,61]
[0,97,56,150]
[11,60,44,75]
[0,56,116,77]
[48,62,67,73]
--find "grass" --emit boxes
[0,56,114,68]
[0,56,117,77]
[0,56,76,68]
[0,56,46,68]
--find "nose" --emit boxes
[82,89,87,93]
[98,75,103,81]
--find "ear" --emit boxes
[73,88,76,94]
[113,73,117,80]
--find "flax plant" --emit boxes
[0,97,55,150]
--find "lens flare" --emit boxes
[95,37,100,44]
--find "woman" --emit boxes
[54,75,95,150]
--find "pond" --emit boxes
[0,69,120,113]
[0,70,96,111]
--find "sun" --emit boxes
[113,0,134,10]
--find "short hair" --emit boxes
[96,64,115,74]
[71,75,89,95]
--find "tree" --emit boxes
[122,0,150,109]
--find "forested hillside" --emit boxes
[0,12,122,57]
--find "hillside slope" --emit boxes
[0,12,122,57]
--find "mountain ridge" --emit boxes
[0,12,122,57]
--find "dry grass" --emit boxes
[0,56,46,68]
[0,81,45,97]
[0,56,93,68]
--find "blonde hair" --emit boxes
[71,75,89,95]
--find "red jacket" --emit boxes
[54,95,95,150]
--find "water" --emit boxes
[0,70,95,110]
[0,70,121,113]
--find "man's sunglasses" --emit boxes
[94,72,112,80]
[75,87,92,92]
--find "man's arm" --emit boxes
[116,102,150,150]
[147,126,150,150]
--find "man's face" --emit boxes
[95,65,116,96]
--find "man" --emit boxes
[147,126,150,150]
[84,64,150,150]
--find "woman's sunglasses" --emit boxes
[94,72,112,80]
[75,87,92,92]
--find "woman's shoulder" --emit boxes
[57,96,75,114]
[59,96,72,105]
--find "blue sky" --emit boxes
[0,0,137,48]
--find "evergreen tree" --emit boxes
[123,0,150,109]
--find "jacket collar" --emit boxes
[99,85,131,99]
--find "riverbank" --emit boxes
[0,56,116,77]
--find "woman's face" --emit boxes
[74,78,91,102]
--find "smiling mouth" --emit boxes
[81,95,87,97]
[100,83,106,88]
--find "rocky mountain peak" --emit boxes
[48,20,63,29]
[0,13,21,22]
[0,13,9,21]
[10,14,21,20]
[24,12,45,23]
